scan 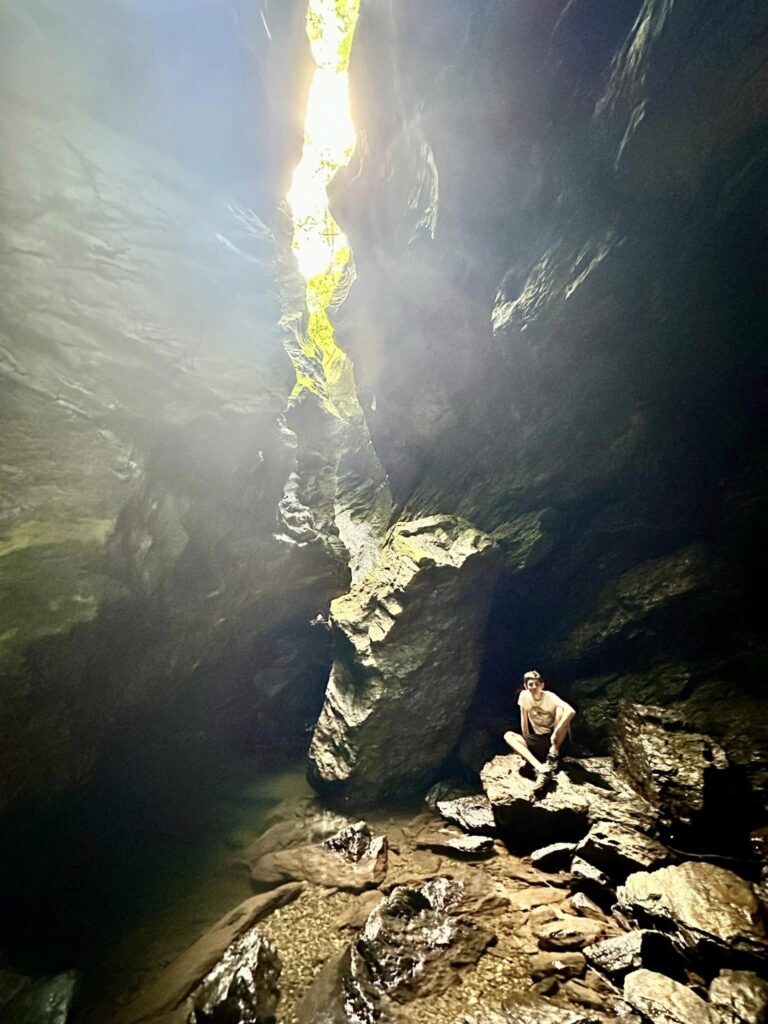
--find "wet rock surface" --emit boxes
[94,729,768,1024]
[612,703,731,831]
[709,969,768,1024]
[618,861,768,965]
[296,877,497,1022]
[114,884,303,1024]
[1,970,78,1024]
[623,968,720,1024]
[189,927,281,1024]
[309,516,499,804]
[249,822,388,892]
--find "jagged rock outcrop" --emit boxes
[480,753,657,845]
[339,0,768,803]
[618,862,768,966]
[249,821,388,892]
[189,927,281,1024]
[623,969,720,1024]
[308,516,499,804]
[612,702,732,833]
[0,970,78,1024]
[114,884,302,1024]
[0,0,355,810]
[296,877,497,1022]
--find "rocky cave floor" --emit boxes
[256,820,590,1024]
[47,701,759,1024]
[3,702,767,1024]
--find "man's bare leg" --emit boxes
[503,730,544,772]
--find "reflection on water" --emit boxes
[0,756,313,1023]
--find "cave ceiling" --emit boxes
[0,0,766,810]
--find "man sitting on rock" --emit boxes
[504,670,576,796]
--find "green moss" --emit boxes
[335,0,361,71]
[0,517,113,558]
[289,2,362,420]
[0,518,114,674]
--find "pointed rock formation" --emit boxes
[308,516,498,804]
[618,861,768,966]
[612,702,731,831]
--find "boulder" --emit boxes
[308,516,499,804]
[297,876,495,1021]
[188,927,280,1024]
[480,755,591,842]
[618,861,768,965]
[709,970,768,1024]
[415,829,495,858]
[2,971,78,1024]
[583,931,677,978]
[623,969,720,1024]
[499,992,596,1024]
[249,822,387,892]
[533,914,616,951]
[566,893,606,921]
[114,883,303,1024]
[481,754,658,845]
[612,703,730,830]
[575,821,674,882]
[530,951,587,981]
[436,794,497,836]
[530,842,578,872]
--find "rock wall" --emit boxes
[0,0,347,809]
[309,517,499,804]
[0,0,766,812]
[331,0,768,799]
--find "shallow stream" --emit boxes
[0,755,315,1022]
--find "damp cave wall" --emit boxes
[0,0,766,819]
[0,0,345,813]
[334,0,768,802]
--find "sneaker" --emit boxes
[529,770,553,803]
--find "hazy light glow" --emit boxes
[283,0,361,418]
[287,0,359,282]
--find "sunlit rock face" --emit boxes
[0,0,347,808]
[1,0,766,813]
[309,517,499,804]
[333,0,768,798]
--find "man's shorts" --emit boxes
[525,732,553,761]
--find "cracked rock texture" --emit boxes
[1,0,767,820]
[309,516,499,804]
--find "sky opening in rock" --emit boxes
[285,0,361,417]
